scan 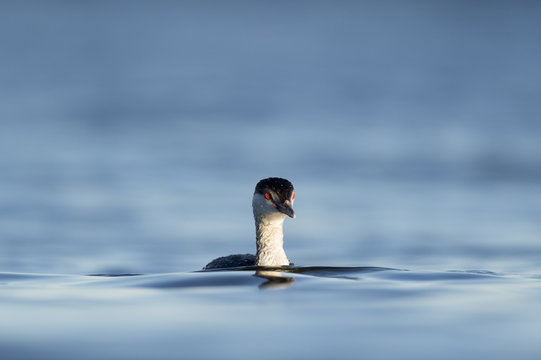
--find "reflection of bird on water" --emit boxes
[255,270,295,290]
[204,177,296,270]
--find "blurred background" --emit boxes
[1,0,540,274]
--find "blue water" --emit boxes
[2,268,541,360]
[1,1,541,359]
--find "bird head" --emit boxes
[252,177,296,220]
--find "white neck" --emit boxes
[252,194,290,267]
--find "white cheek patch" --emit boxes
[252,193,286,223]
[252,193,274,213]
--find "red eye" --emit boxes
[291,191,295,200]
[264,193,271,200]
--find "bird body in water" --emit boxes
[204,177,296,270]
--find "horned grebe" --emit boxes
[203,177,296,270]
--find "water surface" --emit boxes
[1,268,540,360]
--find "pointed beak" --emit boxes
[277,200,295,218]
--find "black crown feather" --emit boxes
[254,177,294,203]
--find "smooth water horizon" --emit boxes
[1,1,541,359]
